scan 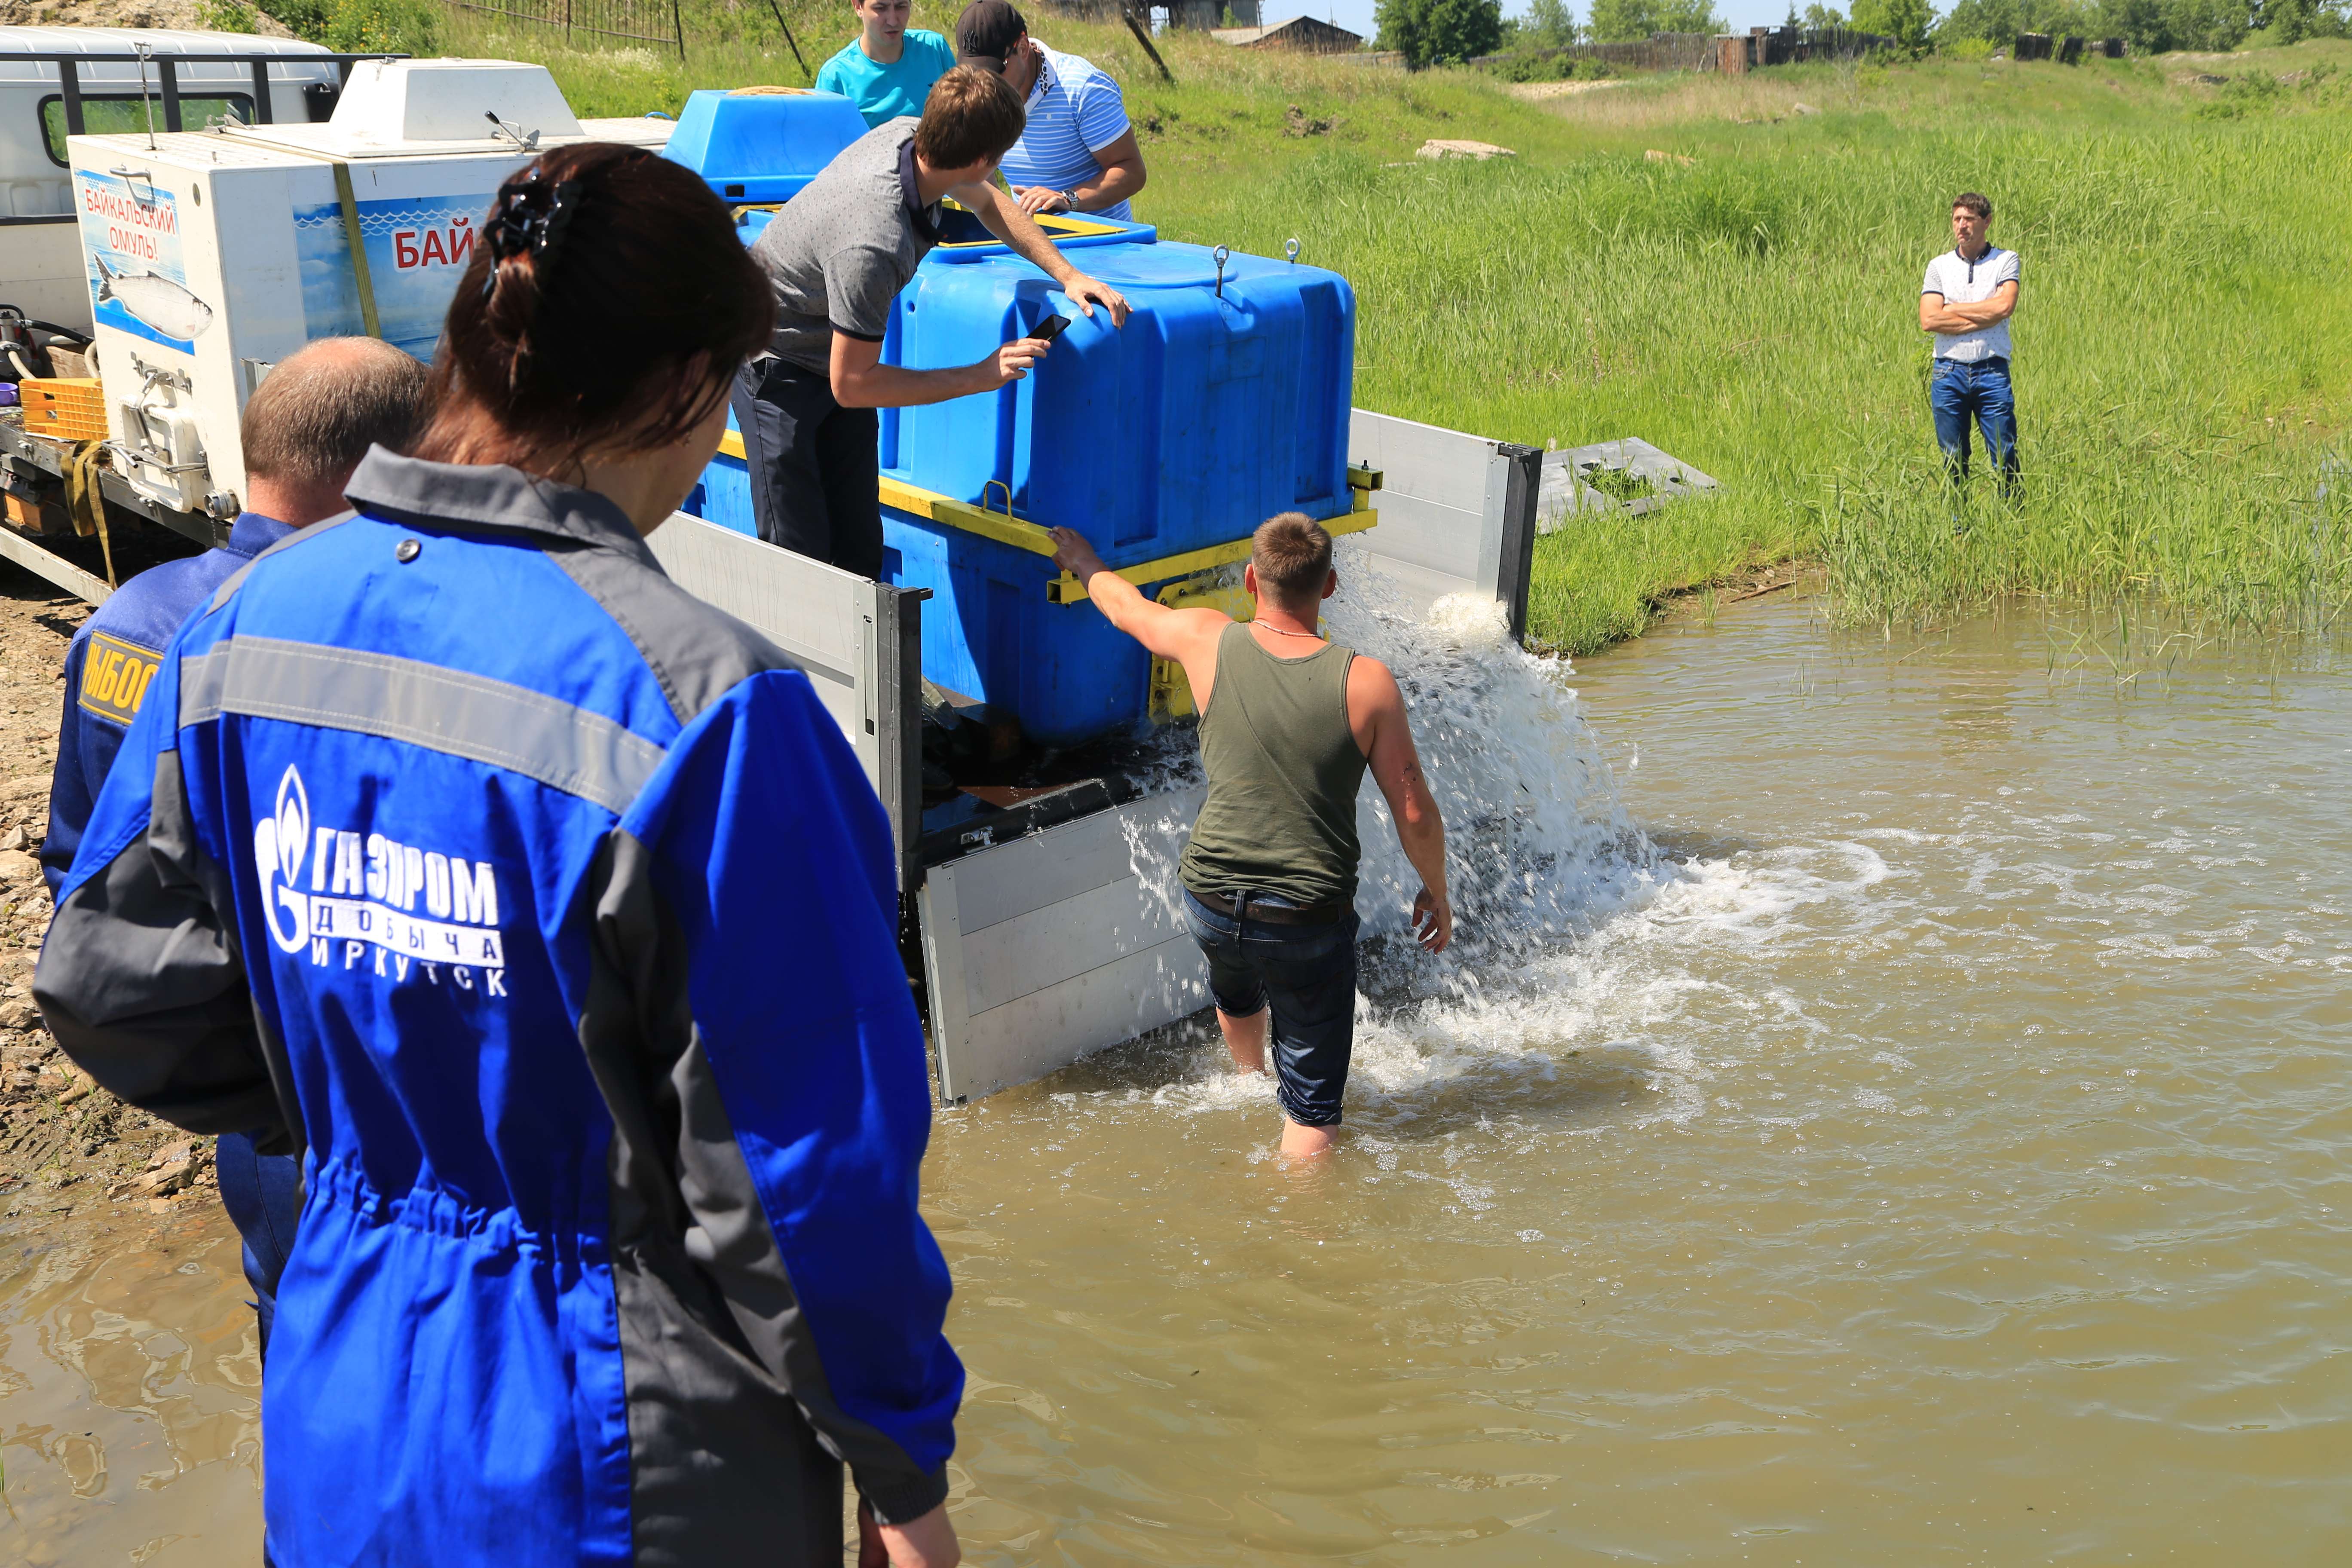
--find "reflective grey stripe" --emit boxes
[176,635,667,815]
[180,646,230,727]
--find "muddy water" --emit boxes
[925,592,2351,1564]
[0,1203,261,1563]
[6,591,2348,1563]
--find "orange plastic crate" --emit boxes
[20,377,108,442]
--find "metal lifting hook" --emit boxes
[1213,244,1229,300]
[1286,237,1301,265]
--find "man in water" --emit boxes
[954,0,1148,221]
[817,0,956,129]
[1050,514,1452,1158]
[1920,191,2021,495]
[740,64,1129,576]
[42,335,430,1355]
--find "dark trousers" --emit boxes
[1182,889,1361,1127]
[1930,355,2019,492]
[731,357,883,578]
[214,1130,301,1359]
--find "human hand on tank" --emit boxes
[1413,886,1454,954]
[858,1498,960,1568]
[982,335,1048,389]
[1013,184,1072,216]
[1060,273,1131,328]
[1047,526,1107,581]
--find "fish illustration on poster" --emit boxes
[295,193,501,360]
[75,169,214,352]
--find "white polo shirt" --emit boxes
[1000,43,1134,223]
[1922,245,2021,362]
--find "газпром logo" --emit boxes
[254,765,507,995]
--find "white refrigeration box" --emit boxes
[64,58,669,516]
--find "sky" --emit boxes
[1292,0,1809,46]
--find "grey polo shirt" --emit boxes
[749,117,944,376]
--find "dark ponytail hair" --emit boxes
[413,142,772,470]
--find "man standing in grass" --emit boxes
[1920,192,2021,494]
[818,0,956,128]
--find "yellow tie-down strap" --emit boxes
[714,433,1378,602]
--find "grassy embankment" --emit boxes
[466,15,2352,652]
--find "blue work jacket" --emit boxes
[35,451,960,1565]
[43,512,295,896]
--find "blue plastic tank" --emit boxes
[880,232,1357,568]
[682,210,1363,747]
[661,88,869,202]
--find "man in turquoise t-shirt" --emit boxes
[817,0,956,127]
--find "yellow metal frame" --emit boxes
[714,432,1380,604]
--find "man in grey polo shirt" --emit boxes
[738,63,1129,575]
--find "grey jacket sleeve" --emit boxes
[34,747,287,1144]
[576,827,951,1544]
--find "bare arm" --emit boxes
[1351,658,1451,953]
[1048,527,1226,700]
[950,178,1132,327]
[1920,279,2018,334]
[829,329,1044,410]
[1012,129,1148,217]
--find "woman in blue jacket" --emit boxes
[37,143,962,1568]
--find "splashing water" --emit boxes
[1106,544,1690,1125]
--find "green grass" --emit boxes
[468,16,2352,650]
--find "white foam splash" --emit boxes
[1066,552,1893,1127]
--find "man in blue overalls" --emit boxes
[43,336,429,1354]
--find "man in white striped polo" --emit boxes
[954,0,1148,221]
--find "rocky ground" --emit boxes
[0,0,292,33]
[0,555,217,1224]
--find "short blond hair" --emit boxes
[1250,512,1332,608]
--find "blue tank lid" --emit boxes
[662,88,869,203]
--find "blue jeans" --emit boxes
[1930,356,2018,490]
[1182,889,1360,1127]
[214,1131,301,1360]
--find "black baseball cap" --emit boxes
[956,0,1027,71]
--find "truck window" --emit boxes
[39,94,257,166]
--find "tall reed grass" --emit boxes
[1147,98,2352,649]
[484,18,2352,649]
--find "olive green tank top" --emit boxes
[1179,622,1368,908]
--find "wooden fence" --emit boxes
[1031,0,1260,28]
[1473,31,1718,74]
[444,0,685,54]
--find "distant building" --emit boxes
[1211,14,1363,51]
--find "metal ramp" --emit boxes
[1538,437,1719,530]
[654,407,1574,1103]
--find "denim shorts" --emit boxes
[1182,888,1360,1127]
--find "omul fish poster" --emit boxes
[75,169,214,352]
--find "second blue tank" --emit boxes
[880,230,1357,567]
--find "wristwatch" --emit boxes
[1059,190,1080,212]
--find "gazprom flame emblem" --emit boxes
[254,765,311,953]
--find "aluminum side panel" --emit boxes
[921,789,1208,1104]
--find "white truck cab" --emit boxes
[2,27,348,334]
